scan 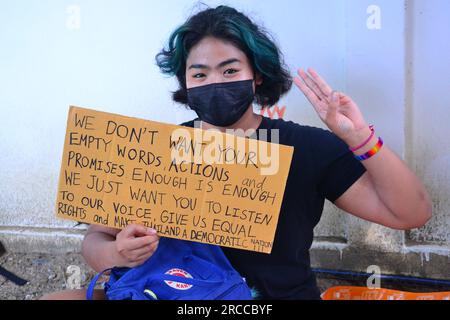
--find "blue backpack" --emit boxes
[86,237,253,300]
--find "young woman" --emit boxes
[41,5,431,300]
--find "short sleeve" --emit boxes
[308,127,367,202]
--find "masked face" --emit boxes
[185,36,262,127]
[187,79,254,127]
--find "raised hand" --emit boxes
[293,67,370,146]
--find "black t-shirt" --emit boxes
[179,116,366,300]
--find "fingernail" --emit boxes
[148,228,157,235]
[332,91,338,101]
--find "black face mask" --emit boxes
[186,79,255,127]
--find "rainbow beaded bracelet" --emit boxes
[354,137,384,161]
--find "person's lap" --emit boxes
[39,289,106,300]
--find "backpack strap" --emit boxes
[86,268,111,300]
[0,265,28,286]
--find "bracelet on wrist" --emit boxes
[349,125,375,152]
[354,137,384,161]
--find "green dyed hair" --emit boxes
[155,5,292,107]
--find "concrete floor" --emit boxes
[0,252,96,300]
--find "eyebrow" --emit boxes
[188,58,241,70]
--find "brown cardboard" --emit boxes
[55,106,294,253]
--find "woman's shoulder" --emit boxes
[176,116,340,147]
[264,117,353,167]
[263,117,337,145]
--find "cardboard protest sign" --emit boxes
[55,106,293,253]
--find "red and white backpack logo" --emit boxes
[164,268,193,290]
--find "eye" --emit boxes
[192,73,206,79]
[224,68,239,75]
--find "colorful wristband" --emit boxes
[354,137,383,161]
[349,125,375,152]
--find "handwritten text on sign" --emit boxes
[55,106,293,253]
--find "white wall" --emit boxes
[407,0,450,245]
[0,0,348,228]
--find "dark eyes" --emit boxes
[224,68,239,75]
[191,68,239,79]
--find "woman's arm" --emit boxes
[334,127,431,229]
[81,225,120,272]
[82,224,159,273]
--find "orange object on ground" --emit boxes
[321,286,450,300]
